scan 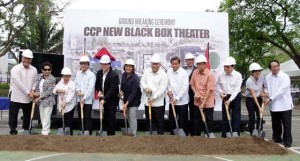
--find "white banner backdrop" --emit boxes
[63,10,229,111]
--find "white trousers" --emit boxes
[39,104,53,135]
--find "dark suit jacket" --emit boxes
[95,68,120,107]
[182,65,196,98]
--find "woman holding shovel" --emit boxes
[53,67,76,135]
[120,59,142,136]
[245,63,265,136]
[33,62,56,135]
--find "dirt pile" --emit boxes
[0,135,287,155]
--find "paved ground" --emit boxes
[0,101,300,160]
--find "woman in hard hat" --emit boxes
[120,59,142,136]
[53,67,76,135]
[245,62,265,136]
[33,62,56,135]
[75,55,96,135]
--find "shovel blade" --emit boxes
[232,132,239,138]
[23,129,38,135]
[96,131,107,136]
[58,127,70,135]
[121,127,134,136]
[173,129,186,137]
[226,132,232,138]
[252,129,259,137]
[145,131,158,136]
[209,133,216,138]
[259,131,266,138]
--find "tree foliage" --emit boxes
[219,0,300,76]
[0,0,70,61]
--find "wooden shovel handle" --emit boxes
[122,101,126,118]
[30,103,36,119]
[171,103,176,118]
[199,106,206,122]
[148,101,152,120]
[225,104,231,121]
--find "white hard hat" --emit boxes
[100,55,111,64]
[223,57,236,66]
[249,62,263,71]
[80,55,90,62]
[22,49,33,58]
[61,67,72,75]
[196,55,207,63]
[185,53,195,59]
[150,54,161,63]
[125,59,135,66]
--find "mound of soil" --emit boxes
[0,135,287,155]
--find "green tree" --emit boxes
[0,0,70,61]
[219,0,300,76]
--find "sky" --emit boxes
[66,0,222,12]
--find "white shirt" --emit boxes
[245,75,264,97]
[75,69,96,104]
[167,67,189,105]
[9,63,37,103]
[141,68,168,107]
[264,71,293,112]
[216,70,242,102]
[39,78,45,94]
[53,79,76,113]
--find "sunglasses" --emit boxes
[224,66,231,68]
[43,68,51,71]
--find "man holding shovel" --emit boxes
[216,57,242,138]
[95,55,119,136]
[167,56,189,135]
[190,55,215,137]
[141,54,168,135]
[75,55,95,135]
[264,60,293,148]
[9,49,37,135]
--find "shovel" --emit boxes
[199,106,210,138]
[121,101,134,136]
[23,102,38,135]
[78,99,89,136]
[57,96,71,135]
[145,92,157,135]
[96,98,107,136]
[258,103,265,138]
[224,102,233,138]
[171,103,186,137]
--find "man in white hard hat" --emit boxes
[9,49,38,135]
[190,55,216,137]
[95,55,119,136]
[141,54,168,134]
[53,67,76,135]
[75,55,95,135]
[120,59,142,136]
[245,62,265,136]
[264,60,293,148]
[216,56,242,138]
[182,53,196,136]
[167,56,189,135]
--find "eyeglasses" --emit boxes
[224,66,231,68]
[43,68,51,71]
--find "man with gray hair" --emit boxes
[9,49,37,135]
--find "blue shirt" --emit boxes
[75,69,96,104]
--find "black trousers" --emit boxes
[9,101,32,134]
[246,97,263,135]
[64,107,75,135]
[103,103,117,136]
[145,105,165,135]
[222,93,241,137]
[270,110,292,146]
[188,90,195,136]
[194,106,214,136]
[77,103,93,135]
[169,104,188,135]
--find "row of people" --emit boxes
[8,50,293,147]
